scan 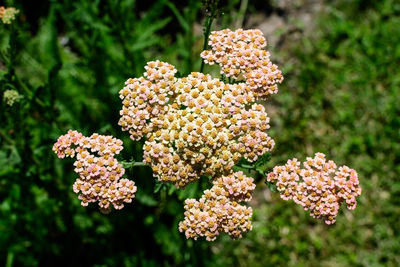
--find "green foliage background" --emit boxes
[0,0,399,266]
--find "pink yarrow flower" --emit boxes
[53,131,137,213]
[266,153,361,224]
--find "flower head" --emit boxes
[0,6,19,24]
[53,131,136,212]
[201,29,283,99]
[118,28,283,239]
[267,153,361,224]
[120,33,279,187]
[179,171,254,241]
[3,90,22,106]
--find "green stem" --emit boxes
[6,250,14,267]
[133,162,147,167]
[9,24,16,73]
[238,164,254,169]
[200,9,217,73]
[0,130,15,145]
[123,161,148,169]
[235,0,248,28]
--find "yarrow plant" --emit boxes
[53,26,361,241]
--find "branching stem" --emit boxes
[133,162,147,167]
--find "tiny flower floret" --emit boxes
[266,153,362,224]
[52,130,137,213]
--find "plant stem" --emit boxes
[238,164,254,169]
[6,250,14,267]
[0,130,14,145]
[122,161,148,169]
[234,0,248,29]
[200,7,217,73]
[133,162,147,167]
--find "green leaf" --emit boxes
[254,152,272,174]
[265,181,277,193]
[133,17,172,48]
[163,0,190,32]
[154,182,163,194]
[177,182,199,200]
[168,184,177,195]
[254,152,271,167]
[136,190,158,207]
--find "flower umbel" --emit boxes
[266,153,362,224]
[119,31,280,189]
[0,6,19,24]
[118,28,282,240]
[201,29,283,99]
[179,171,255,241]
[53,130,137,213]
[3,90,22,106]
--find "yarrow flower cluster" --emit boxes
[119,33,280,188]
[0,6,19,24]
[117,28,282,240]
[266,153,362,224]
[53,130,137,213]
[179,171,255,241]
[120,67,276,188]
[3,89,22,106]
[201,29,283,99]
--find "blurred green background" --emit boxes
[0,0,399,266]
